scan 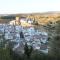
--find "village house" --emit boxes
[9,17,21,25]
[27,18,33,24]
[4,32,13,40]
[0,24,4,33]
[20,17,27,23]
[0,23,48,54]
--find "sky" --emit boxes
[0,0,60,14]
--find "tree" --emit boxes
[33,20,38,25]
[1,16,15,19]
[47,21,60,59]
[24,43,33,59]
[0,46,13,60]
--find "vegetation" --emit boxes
[0,16,15,19]
[24,43,33,59]
[0,47,12,60]
[46,20,60,59]
[0,47,56,60]
[33,20,39,25]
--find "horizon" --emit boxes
[0,11,60,15]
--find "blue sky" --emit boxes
[0,0,60,14]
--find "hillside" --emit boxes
[0,12,60,25]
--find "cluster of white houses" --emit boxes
[0,23,48,53]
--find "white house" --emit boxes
[4,32,13,40]
[20,17,27,23]
[27,18,33,24]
